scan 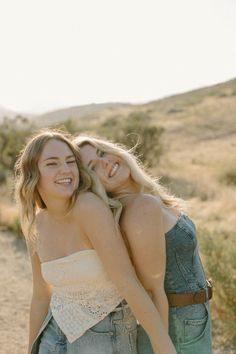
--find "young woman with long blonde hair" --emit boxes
[15,130,176,354]
[75,135,213,354]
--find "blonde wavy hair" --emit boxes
[15,130,119,241]
[74,135,185,211]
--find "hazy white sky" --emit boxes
[0,0,235,113]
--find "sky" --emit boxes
[0,0,236,114]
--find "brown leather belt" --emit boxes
[167,281,213,307]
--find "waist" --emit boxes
[166,280,213,307]
[50,293,124,343]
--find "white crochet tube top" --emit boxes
[41,249,123,343]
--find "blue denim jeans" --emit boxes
[31,301,138,354]
[137,301,213,354]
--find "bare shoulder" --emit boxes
[121,194,163,234]
[76,191,107,208]
[124,194,162,219]
[130,193,161,208]
[74,192,110,219]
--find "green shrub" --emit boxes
[198,228,236,347]
[0,215,23,236]
[0,168,7,184]
[97,111,164,167]
[10,216,23,236]
[53,118,80,134]
[0,116,36,171]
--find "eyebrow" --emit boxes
[43,155,75,161]
[87,148,99,168]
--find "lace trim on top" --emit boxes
[41,250,123,343]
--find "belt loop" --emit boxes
[122,299,127,308]
[121,299,129,317]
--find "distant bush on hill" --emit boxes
[53,118,80,135]
[0,117,36,184]
[97,111,164,167]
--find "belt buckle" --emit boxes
[206,279,213,300]
[207,278,213,289]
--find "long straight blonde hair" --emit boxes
[74,135,184,211]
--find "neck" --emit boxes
[112,182,141,204]
[43,197,72,221]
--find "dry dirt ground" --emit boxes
[0,231,233,354]
[0,231,31,354]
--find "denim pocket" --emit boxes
[180,303,212,351]
[87,317,114,336]
[183,312,208,343]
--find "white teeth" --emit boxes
[109,163,119,177]
[55,178,72,184]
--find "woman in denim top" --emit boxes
[76,135,213,354]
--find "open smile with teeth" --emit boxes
[55,178,72,184]
[109,163,119,178]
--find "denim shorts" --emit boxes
[137,301,213,354]
[30,301,138,354]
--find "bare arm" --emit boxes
[77,193,176,354]
[121,194,169,329]
[26,240,51,354]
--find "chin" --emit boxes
[58,188,76,198]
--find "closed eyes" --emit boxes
[46,159,76,166]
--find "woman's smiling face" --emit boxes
[37,139,79,201]
[80,144,131,194]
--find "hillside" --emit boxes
[31,78,236,140]
[34,102,131,126]
[0,105,20,121]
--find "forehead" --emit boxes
[80,144,97,166]
[40,139,73,159]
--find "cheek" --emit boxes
[37,174,43,187]
[74,165,80,178]
[37,177,48,191]
[37,170,53,189]
[94,168,105,181]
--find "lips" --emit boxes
[55,178,72,184]
[109,163,119,177]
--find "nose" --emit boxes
[100,156,110,169]
[60,161,72,173]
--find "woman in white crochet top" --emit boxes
[15,130,176,354]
